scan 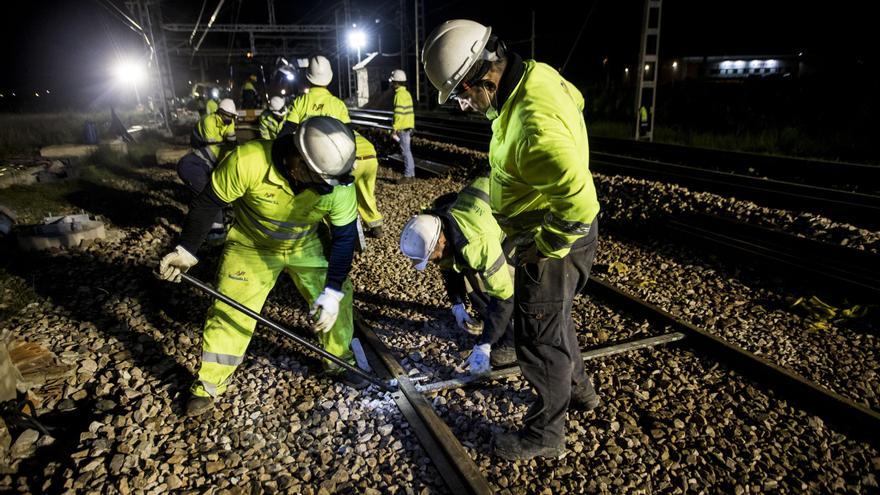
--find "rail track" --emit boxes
[350,108,880,227]
[348,272,879,493]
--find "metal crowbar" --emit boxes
[180,273,395,391]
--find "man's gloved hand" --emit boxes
[514,242,546,266]
[310,287,345,333]
[391,130,400,142]
[156,246,198,283]
[451,303,473,331]
[467,343,491,375]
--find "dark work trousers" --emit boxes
[514,217,599,446]
[176,152,224,227]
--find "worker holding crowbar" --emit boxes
[156,116,383,417]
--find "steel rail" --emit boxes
[354,316,493,495]
[587,276,880,449]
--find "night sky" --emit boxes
[0,1,873,106]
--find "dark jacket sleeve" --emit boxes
[479,295,515,346]
[325,220,357,291]
[440,269,467,306]
[178,186,229,255]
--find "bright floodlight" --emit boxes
[348,29,366,50]
[113,59,146,86]
[285,72,294,81]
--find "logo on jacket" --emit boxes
[312,103,324,112]
[228,270,249,282]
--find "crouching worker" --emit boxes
[157,116,365,417]
[399,176,516,375]
[177,98,238,241]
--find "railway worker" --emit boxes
[279,56,384,239]
[399,175,517,373]
[352,131,384,238]
[422,19,601,460]
[259,96,288,140]
[156,117,367,417]
[205,94,218,116]
[241,74,260,109]
[389,69,416,184]
[176,98,238,241]
[281,55,350,136]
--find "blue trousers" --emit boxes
[399,130,415,178]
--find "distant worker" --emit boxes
[259,96,288,140]
[205,92,219,116]
[423,19,601,460]
[281,55,350,136]
[177,98,238,240]
[242,74,260,109]
[275,56,381,238]
[639,105,649,135]
[390,69,416,184]
[352,131,384,238]
[399,176,516,374]
[156,117,366,417]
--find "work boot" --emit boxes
[186,396,214,417]
[490,346,517,368]
[494,431,566,461]
[569,382,600,412]
[397,176,415,185]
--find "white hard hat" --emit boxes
[422,19,492,104]
[218,98,237,116]
[293,116,356,186]
[306,55,333,86]
[389,69,407,82]
[269,96,286,114]
[400,214,443,271]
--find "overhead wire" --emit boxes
[193,0,227,54]
[189,0,209,46]
[561,0,600,74]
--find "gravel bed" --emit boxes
[595,234,880,411]
[0,164,441,494]
[3,136,879,493]
[438,346,879,494]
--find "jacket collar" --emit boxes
[494,52,525,115]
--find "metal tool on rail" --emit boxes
[179,273,395,392]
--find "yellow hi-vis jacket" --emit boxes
[285,87,350,125]
[211,140,357,252]
[206,99,218,115]
[194,113,237,165]
[393,86,415,131]
[441,177,513,301]
[258,110,286,140]
[488,59,600,259]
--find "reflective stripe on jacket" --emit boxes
[393,86,415,131]
[488,60,600,259]
[286,87,350,125]
[211,140,357,251]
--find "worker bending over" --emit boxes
[157,117,366,417]
[400,176,516,374]
[259,96,288,140]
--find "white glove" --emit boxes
[451,303,473,330]
[467,344,491,376]
[310,287,345,333]
[156,246,198,283]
